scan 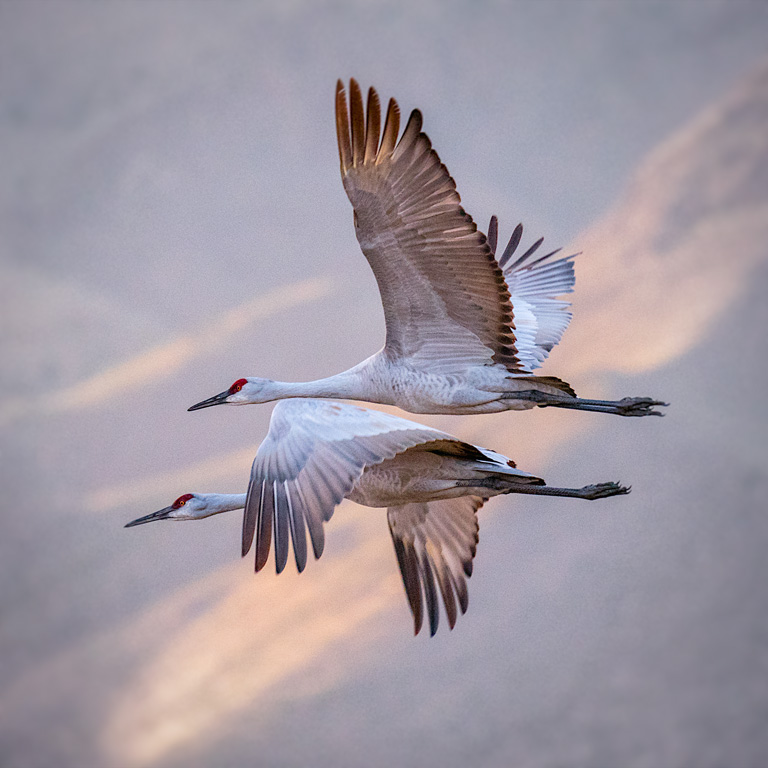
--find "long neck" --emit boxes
[265,366,370,401]
[203,493,247,516]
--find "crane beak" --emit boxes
[124,506,174,528]
[187,390,229,411]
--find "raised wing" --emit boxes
[488,216,576,372]
[243,399,449,574]
[336,80,522,374]
[388,495,485,636]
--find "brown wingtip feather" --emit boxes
[364,87,381,164]
[338,81,405,169]
[378,97,400,162]
[392,108,423,161]
[349,79,365,167]
[335,80,352,173]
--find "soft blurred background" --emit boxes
[2,2,768,766]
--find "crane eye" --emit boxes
[172,493,194,509]
[229,378,248,394]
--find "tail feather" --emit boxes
[524,375,576,398]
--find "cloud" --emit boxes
[0,502,402,768]
[557,64,768,378]
[85,445,259,513]
[50,277,333,411]
[102,513,400,767]
[0,277,332,426]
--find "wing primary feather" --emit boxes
[527,247,563,269]
[388,508,424,635]
[392,108,423,160]
[427,545,457,630]
[498,222,524,269]
[349,78,365,167]
[284,482,307,573]
[335,80,352,172]
[364,87,381,164]
[378,97,400,162]
[507,235,544,271]
[487,215,498,254]
[392,536,423,636]
[273,481,289,574]
[420,552,440,637]
[451,569,470,614]
[255,480,273,572]
[242,472,258,557]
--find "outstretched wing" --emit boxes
[243,399,450,574]
[387,495,485,636]
[336,80,522,374]
[488,215,576,372]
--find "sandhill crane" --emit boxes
[127,399,629,636]
[188,80,665,418]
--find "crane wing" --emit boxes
[387,495,485,636]
[336,80,522,374]
[243,399,450,574]
[488,216,576,372]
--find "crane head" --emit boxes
[187,377,273,410]
[125,493,205,527]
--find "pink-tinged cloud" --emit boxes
[102,513,400,767]
[0,277,333,425]
[560,63,768,377]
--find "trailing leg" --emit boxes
[504,481,631,500]
[506,390,667,417]
[455,478,630,500]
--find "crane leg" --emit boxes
[455,479,630,499]
[506,390,667,417]
[504,481,630,500]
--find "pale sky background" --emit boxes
[1,2,768,767]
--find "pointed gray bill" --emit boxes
[125,506,174,528]
[188,390,229,411]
